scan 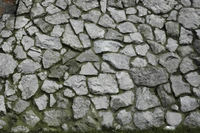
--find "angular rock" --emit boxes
[70,19,84,34]
[166,38,178,52]
[179,27,193,45]
[165,21,180,37]
[103,53,130,70]
[131,57,147,67]
[91,96,109,110]
[0,54,17,77]
[34,19,53,33]
[185,72,200,87]
[138,24,154,40]
[93,40,122,54]
[110,91,134,110]
[36,33,62,50]
[135,44,149,56]
[18,75,39,100]
[88,74,119,94]
[108,7,126,23]
[63,88,75,98]
[99,111,114,128]
[49,65,68,79]
[180,96,199,112]
[13,46,27,59]
[23,110,40,127]
[21,36,35,51]
[42,49,60,69]
[13,99,30,114]
[17,59,41,74]
[79,33,91,48]
[184,111,200,127]
[120,45,136,57]
[116,71,134,90]
[130,67,168,87]
[72,96,91,119]
[116,110,132,126]
[105,29,123,41]
[51,25,64,37]
[146,15,165,28]
[98,14,116,28]
[72,0,99,11]
[193,39,200,54]
[76,49,100,62]
[11,125,29,133]
[69,5,81,18]
[31,3,45,18]
[80,63,98,76]
[62,49,79,64]
[166,111,182,126]
[34,94,48,111]
[136,87,160,110]
[117,22,137,33]
[0,96,6,114]
[85,23,105,39]
[64,75,88,95]
[45,11,70,25]
[81,10,101,23]
[154,28,166,45]
[41,79,62,93]
[15,16,29,29]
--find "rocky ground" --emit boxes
[0,0,200,132]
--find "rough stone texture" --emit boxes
[116,71,134,90]
[91,96,109,110]
[184,111,200,127]
[166,111,182,126]
[41,79,62,93]
[23,110,40,127]
[180,96,199,112]
[130,67,168,87]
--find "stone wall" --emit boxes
[0,0,200,132]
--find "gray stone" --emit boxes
[100,0,107,13]
[21,36,34,51]
[135,44,149,56]
[165,21,180,37]
[116,71,134,90]
[99,111,114,128]
[17,59,41,74]
[178,8,200,29]
[180,96,199,112]
[36,33,62,50]
[184,111,200,127]
[192,0,200,7]
[0,120,6,129]
[62,24,83,51]
[116,110,132,125]
[185,72,200,87]
[76,49,100,62]
[23,110,40,127]
[108,7,126,23]
[4,80,16,96]
[63,88,75,98]
[166,38,178,52]
[125,32,143,44]
[103,53,130,70]
[131,57,147,67]
[44,109,69,127]
[130,67,168,87]
[178,0,191,6]
[42,49,60,69]
[72,0,99,11]
[159,53,181,73]
[146,52,158,66]
[62,49,79,64]
[127,15,145,23]
[41,79,62,93]
[167,10,178,21]
[179,27,193,45]
[142,0,176,14]
[34,18,53,33]
[51,25,64,37]
[13,46,27,59]
[17,0,30,15]
[27,48,42,62]
[26,26,39,36]
[34,94,48,111]
[69,5,81,18]
[49,65,68,79]
[136,87,160,110]
[170,75,191,97]
[134,108,165,130]
[85,23,105,39]
[0,54,17,77]
[55,0,67,9]
[193,39,200,54]
[13,99,30,114]
[94,40,122,54]
[0,96,6,114]
[120,45,136,57]
[31,3,45,18]
[98,14,116,28]
[80,63,98,76]
[146,15,165,28]
[91,96,109,110]
[15,16,29,29]
[13,73,21,84]
[105,29,123,41]
[18,75,39,100]
[88,74,119,95]
[166,111,182,126]
[72,96,91,119]
[178,46,194,57]
[70,19,84,34]
[64,75,88,95]
[50,94,56,107]
[11,125,29,133]
[117,22,137,33]
[79,33,91,48]
[111,91,134,110]
[137,6,148,16]
[81,10,101,23]
[45,11,70,25]
[46,4,61,14]
[0,30,12,38]
[154,28,166,45]
[101,62,116,73]
[138,24,154,40]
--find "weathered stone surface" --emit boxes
[166,38,178,52]
[93,40,122,54]
[13,99,30,114]
[69,5,81,18]
[117,22,137,33]
[134,108,165,130]
[120,45,136,57]
[72,96,91,119]
[193,39,200,55]
[49,65,68,79]
[0,96,6,114]
[80,62,98,76]
[44,109,69,127]
[34,19,53,33]
[15,16,29,29]
[185,72,200,87]
[179,27,193,45]
[18,75,39,100]
[91,96,109,110]
[146,15,165,28]
[41,79,62,93]
[11,125,29,133]
[23,110,40,127]
[136,87,160,110]
[131,57,147,67]
[178,8,200,29]
[166,111,182,126]
[98,14,116,28]
[0,54,17,77]
[34,94,48,111]
[82,10,101,24]
[159,53,181,73]
[72,0,99,11]
[184,111,200,127]
[135,44,149,56]
[147,40,165,54]
[116,71,134,90]
[103,53,130,70]
[17,59,41,74]
[108,7,126,23]
[36,33,62,50]
[70,19,84,34]
[85,23,105,39]
[110,91,134,110]
[21,36,35,51]
[116,110,132,126]
[142,0,176,14]
[170,75,191,97]
[99,111,114,128]
[165,21,180,37]
[13,46,27,59]
[154,28,166,45]
[45,11,70,25]
[130,67,168,87]
[180,96,199,112]
[64,75,88,95]
[88,74,119,95]
[76,49,100,62]
[42,49,60,69]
